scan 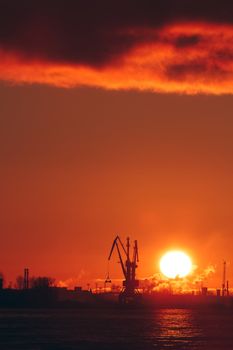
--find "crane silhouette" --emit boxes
[107,236,140,303]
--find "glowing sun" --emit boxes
[160,251,192,279]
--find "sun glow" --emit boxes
[160,251,192,279]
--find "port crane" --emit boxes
[107,236,140,303]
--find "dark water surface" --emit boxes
[0,307,233,349]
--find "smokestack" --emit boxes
[0,278,3,290]
[222,261,226,297]
[24,268,29,289]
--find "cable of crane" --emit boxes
[105,260,111,284]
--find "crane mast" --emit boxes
[108,235,140,303]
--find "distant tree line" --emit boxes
[15,276,55,290]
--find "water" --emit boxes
[0,308,233,349]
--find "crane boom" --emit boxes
[117,236,128,256]
[108,236,127,278]
[116,242,127,279]
[108,237,118,261]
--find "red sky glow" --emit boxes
[1,23,233,94]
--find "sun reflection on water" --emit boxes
[150,309,204,349]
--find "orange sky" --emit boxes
[1,84,233,289]
[1,1,233,290]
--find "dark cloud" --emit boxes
[174,35,202,49]
[166,62,208,80]
[165,61,230,82]
[214,49,233,61]
[1,0,233,94]
[0,0,233,66]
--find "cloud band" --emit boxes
[1,1,233,94]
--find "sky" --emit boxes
[0,0,233,289]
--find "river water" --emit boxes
[0,307,232,349]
